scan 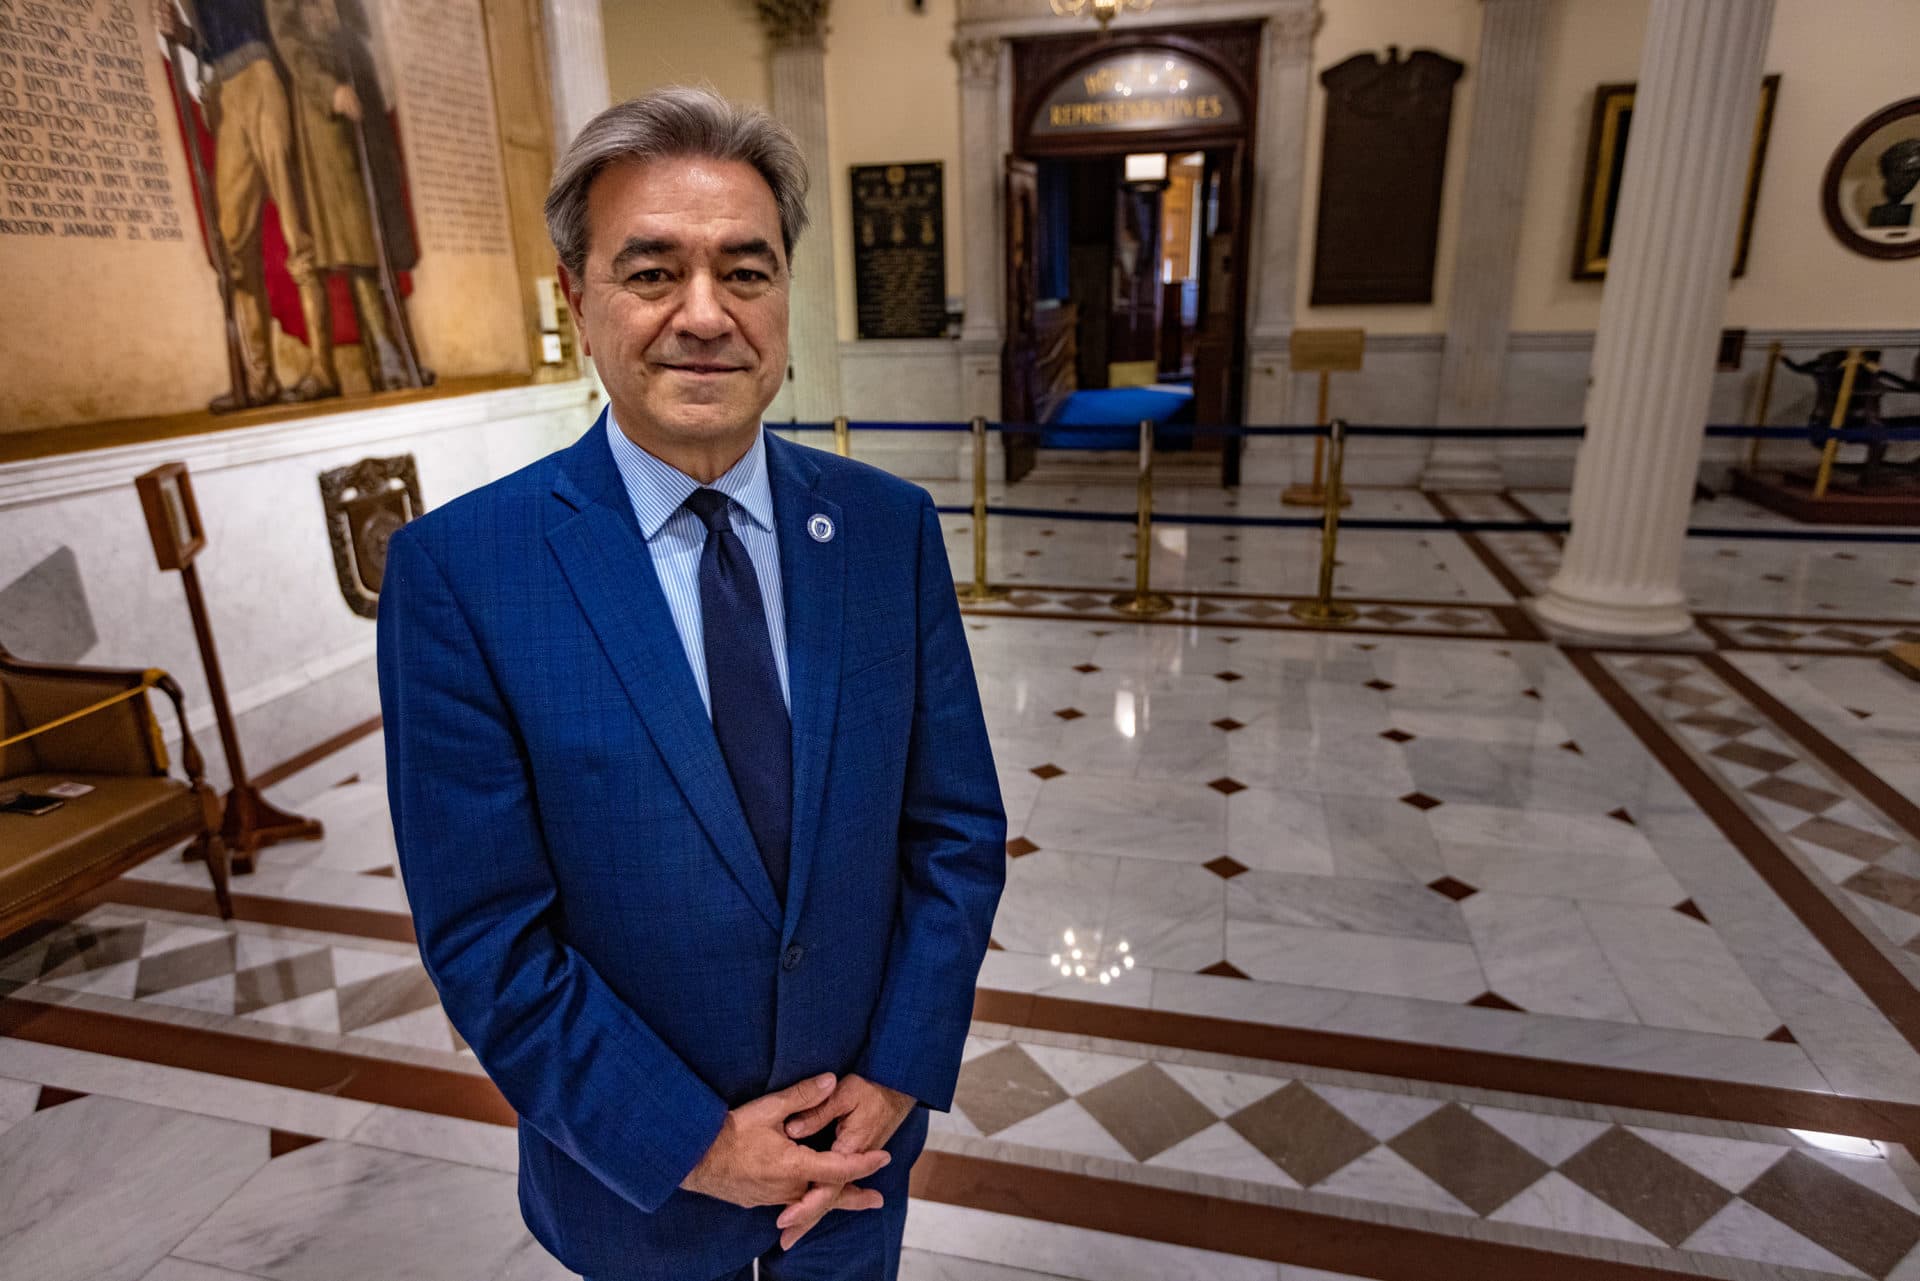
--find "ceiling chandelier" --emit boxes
[1049,0,1152,32]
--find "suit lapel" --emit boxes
[545,417,783,931]
[767,436,843,946]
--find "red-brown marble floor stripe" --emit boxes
[87,877,416,944]
[1703,652,1920,844]
[254,715,383,791]
[1422,492,1536,602]
[0,989,1787,1279]
[1569,648,1920,1063]
[1497,491,1565,545]
[0,994,514,1124]
[910,1151,1709,1280]
[49,875,1920,1141]
[970,990,1920,1143]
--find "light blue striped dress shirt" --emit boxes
[605,414,791,715]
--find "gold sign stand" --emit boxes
[1111,420,1175,616]
[1289,420,1359,626]
[1282,328,1364,507]
[134,463,324,874]
[955,417,1012,604]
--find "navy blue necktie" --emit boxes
[685,488,791,904]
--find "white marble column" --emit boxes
[1242,4,1319,432]
[1534,0,1775,637]
[952,35,1004,420]
[1420,0,1548,492]
[768,24,845,422]
[540,0,611,151]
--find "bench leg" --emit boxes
[187,781,234,919]
[199,834,235,920]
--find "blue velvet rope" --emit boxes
[790,420,1920,442]
[932,505,1920,544]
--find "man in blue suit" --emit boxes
[375,87,1006,1280]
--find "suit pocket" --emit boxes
[844,646,912,682]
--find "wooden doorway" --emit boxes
[1003,25,1260,485]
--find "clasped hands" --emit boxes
[680,1072,915,1251]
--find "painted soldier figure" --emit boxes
[157,0,340,409]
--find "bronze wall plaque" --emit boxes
[1309,47,1465,306]
[851,163,949,340]
[320,455,424,618]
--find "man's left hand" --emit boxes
[775,1075,914,1250]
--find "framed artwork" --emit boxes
[1822,96,1920,260]
[1573,74,1780,281]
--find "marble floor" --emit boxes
[4,484,1920,1280]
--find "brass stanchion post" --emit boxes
[955,416,1011,604]
[832,415,851,458]
[1746,340,1782,474]
[1812,348,1863,500]
[1111,419,1175,616]
[1290,420,1359,627]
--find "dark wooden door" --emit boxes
[1002,157,1041,483]
[1108,183,1163,380]
[1192,144,1248,483]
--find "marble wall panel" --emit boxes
[0,382,595,782]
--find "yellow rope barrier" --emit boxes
[0,670,163,750]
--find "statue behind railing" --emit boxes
[1782,348,1920,491]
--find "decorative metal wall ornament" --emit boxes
[1048,0,1152,33]
[319,455,425,619]
[1574,76,1780,281]
[1822,96,1920,261]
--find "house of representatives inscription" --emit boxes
[0,0,180,241]
[851,161,945,340]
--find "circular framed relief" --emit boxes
[1822,96,1920,259]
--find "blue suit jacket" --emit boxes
[375,417,1006,1280]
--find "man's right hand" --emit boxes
[679,1073,892,1208]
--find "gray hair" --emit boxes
[545,86,811,281]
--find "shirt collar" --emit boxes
[605,411,775,541]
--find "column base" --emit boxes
[1530,582,1697,641]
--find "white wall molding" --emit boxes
[0,381,598,509]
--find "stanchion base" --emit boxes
[1280,484,1353,508]
[213,785,325,874]
[1289,599,1359,627]
[956,583,1013,604]
[1110,592,1176,616]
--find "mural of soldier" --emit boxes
[266,0,430,391]
[157,0,430,413]
[156,0,339,410]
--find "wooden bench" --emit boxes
[1,646,232,939]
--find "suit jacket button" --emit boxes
[783,944,805,972]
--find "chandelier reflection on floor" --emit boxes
[1048,0,1152,33]
[1049,926,1136,986]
